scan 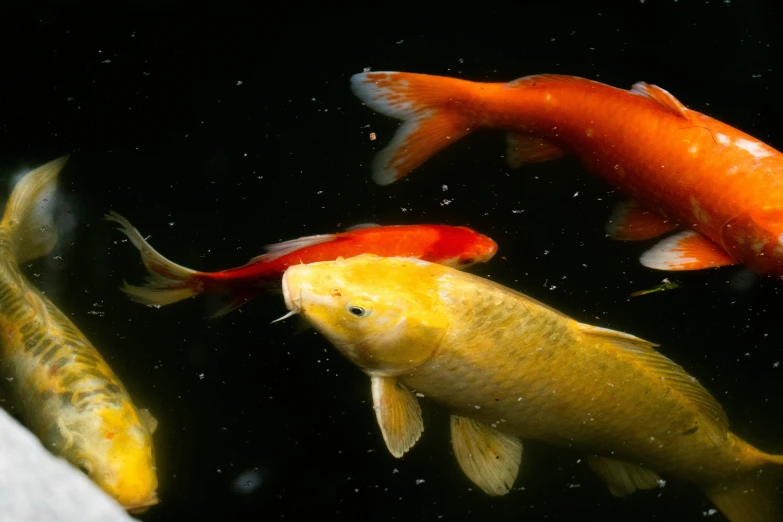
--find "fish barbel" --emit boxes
[280,254,783,522]
[351,71,783,278]
[0,156,159,512]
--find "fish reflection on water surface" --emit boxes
[0,157,159,513]
[280,254,783,522]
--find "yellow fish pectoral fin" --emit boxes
[450,415,522,496]
[370,376,423,458]
[139,408,158,434]
[586,455,661,497]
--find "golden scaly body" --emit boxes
[0,238,134,440]
[400,269,758,485]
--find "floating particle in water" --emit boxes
[369,132,376,141]
[727,267,758,293]
[232,468,264,495]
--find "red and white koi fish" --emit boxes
[106,212,498,316]
[351,71,783,278]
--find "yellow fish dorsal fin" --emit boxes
[139,408,158,434]
[585,455,661,497]
[450,415,522,496]
[0,155,69,263]
[370,376,423,458]
[577,324,729,434]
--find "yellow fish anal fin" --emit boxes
[586,455,661,497]
[139,408,158,434]
[577,324,729,439]
[370,376,423,458]
[506,133,566,169]
[629,82,690,120]
[450,415,522,496]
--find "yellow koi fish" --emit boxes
[279,254,783,522]
[0,157,159,513]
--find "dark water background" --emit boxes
[1,3,781,521]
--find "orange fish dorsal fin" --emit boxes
[639,230,737,271]
[507,74,604,89]
[578,324,729,438]
[605,200,678,241]
[450,415,522,496]
[371,376,423,458]
[629,82,690,120]
[247,234,337,265]
[585,456,661,497]
[506,133,566,168]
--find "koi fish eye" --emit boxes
[458,257,475,266]
[76,457,94,476]
[346,305,370,317]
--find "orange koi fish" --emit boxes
[106,212,497,316]
[351,71,783,278]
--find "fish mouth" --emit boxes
[124,495,159,514]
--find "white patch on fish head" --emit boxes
[282,256,449,375]
[715,133,731,145]
[726,165,739,175]
[734,138,774,160]
[688,144,699,157]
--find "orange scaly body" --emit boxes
[352,71,783,277]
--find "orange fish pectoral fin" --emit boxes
[586,456,662,497]
[370,376,423,458]
[629,82,690,120]
[605,200,679,241]
[506,133,566,168]
[351,72,474,185]
[639,230,737,271]
[450,415,522,496]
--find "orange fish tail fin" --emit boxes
[105,211,202,306]
[351,72,477,185]
[704,450,783,522]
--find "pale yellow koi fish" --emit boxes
[0,156,159,513]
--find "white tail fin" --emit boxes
[0,155,69,263]
[105,211,201,306]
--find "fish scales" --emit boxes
[402,271,732,482]
[281,255,783,522]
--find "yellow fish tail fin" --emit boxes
[0,155,69,263]
[105,211,201,307]
[704,451,783,522]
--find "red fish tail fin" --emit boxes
[105,211,203,306]
[704,448,783,522]
[351,72,477,185]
